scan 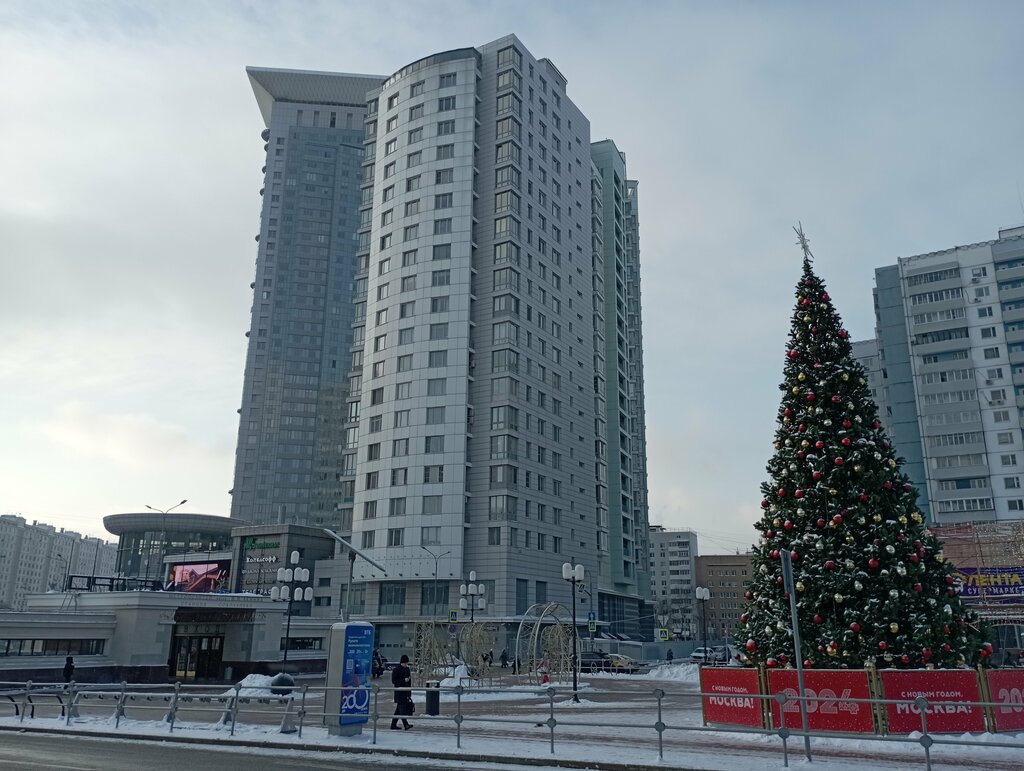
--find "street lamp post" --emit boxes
[271,551,312,665]
[695,587,711,662]
[459,570,486,623]
[562,561,585,703]
[145,499,187,589]
[420,546,450,620]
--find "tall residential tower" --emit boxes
[231,37,651,645]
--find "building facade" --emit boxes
[230,36,651,646]
[0,515,117,609]
[647,526,698,637]
[694,553,753,643]
[866,226,1024,525]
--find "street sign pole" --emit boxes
[780,550,812,762]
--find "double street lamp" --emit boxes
[271,551,312,664]
[145,499,187,588]
[562,561,585,703]
[420,545,451,620]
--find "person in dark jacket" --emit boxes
[62,656,75,684]
[390,654,413,729]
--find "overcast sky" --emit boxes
[2,1,1023,552]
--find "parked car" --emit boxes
[606,653,639,674]
[690,647,723,664]
[579,651,612,672]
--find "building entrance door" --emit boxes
[170,635,224,680]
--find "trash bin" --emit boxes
[425,680,441,716]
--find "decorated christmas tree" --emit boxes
[738,227,990,670]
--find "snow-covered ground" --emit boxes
[1,668,1021,770]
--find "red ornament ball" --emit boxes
[778,654,789,664]
[942,643,951,652]
[765,530,775,539]
[849,622,861,633]
[790,551,800,561]
[842,420,852,429]
[745,639,757,652]
[784,408,794,418]
[841,437,851,446]
[835,457,845,466]
[806,393,816,402]
[788,350,798,359]
[778,489,787,497]
[831,395,841,404]
[816,518,826,528]
[744,591,754,601]
[878,641,887,651]
[868,558,880,569]
[832,514,843,525]
[761,499,770,509]
[803,659,814,668]
[909,554,919,564]
[766,657,778,668]
[913,583,923,592]
[784,519,794,529]
[859,493,869,502]
[901,654,910,664]
[883,481,893,490]
[813,614,823,624]
[812,471,823,481]
[794,490,805,499]
[815,441,825,449]
[825,560,836,570]
[922,648,932,659]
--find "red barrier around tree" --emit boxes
[700,666,765,728]
[987,669,1024,732]
[880,669,985,734]
[767,669,875,733]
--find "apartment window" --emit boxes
[382,185,394,201]
[437,119,455,136]
[429,323,449,340]
[436,144,455,160]
[1005,477,1021,489]
[394,409,410,428]
[406,175,421,192]
[407,127,423,144]
[383,162,396,178]
[391,467,408,485]
[399,301,415,319]
[389,497,407,516]
[439,72,457,88]
[978,306,994,318]
[387,93,399,110]
[434,218,452,235]
[421,526,441,545]
[393,437,409,457]
[399,327,414,345]
[378,583,405,616]
[424,465,444,483]
[370,386,385,405]
[409,104,424,121]
[397,354,413,372]
[428,350,448,367]
[379,233,392,250]
[488,527,502,546]
[426,406,445,424]
[367,443,381,461]
[373,334,387,353]
[407,151,422,168]
[431,296,449,313]
[432,270,451,286]
[981,327,997,339]
[361,531,375,548]
[427,378,446,396]
[403,224,419,242]
[395,381,411,399]
[995,409,1011,423]
[385,116,398,132]
[369,414,383,432]
[1010,500,1024,511]
[516,578,528,615]
[405,199,420,216]
[433,244,452,260]
[985,347,1000,359]
[401,275,417,292]
[384,138,397,156]
[422,495,442,515]
[1002,454,1017,466]
[489,495,517,520]
[435,193,453,209]
[402,250,418,268]
[436,168,454,184]
[998,431,1015,445]
[374,309,388,326]
[425,436,445,453]
[410,80,425,97]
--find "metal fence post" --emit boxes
[654,688,665,761]
[65,681,76,726]
[20,681,32,723]
[114,681,127,728]
[455,684,464,749]
[166,682,181,732]
[774,691,790,768]
[297,685,308,739]
[372,683,379,746]
[547,686,557,755]
[229,683,241,737]
[915,696,933,771]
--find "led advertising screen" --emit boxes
[167,561,231,593]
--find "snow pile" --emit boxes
[439,663,477,688]
[644,663,700,683]
[223,674,278,697]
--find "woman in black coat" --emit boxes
[390,654,413,729]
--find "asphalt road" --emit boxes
[0,731,523,771]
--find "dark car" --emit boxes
[579,651,612,672]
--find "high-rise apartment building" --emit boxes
[231,36,651,645]
[694,552,753,642]
[862,226,1024,525]
[647,526,698,637]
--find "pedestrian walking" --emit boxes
[500,648,509,668]
[390,654,414,730]
[666,649,674,662]
[62,656,75,684]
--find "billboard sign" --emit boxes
[880,670,985,734]
[950,566,1024,603]
[767,669,875,733]
[166,561,231,593]
[987,669,1024,732]
[339,622,374,726]
[700,666,764,728]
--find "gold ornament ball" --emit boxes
[791,386,800,395]
[796,581,805,592]
[801,440,810,448]
[774,442,781,449]
[783,417,791,424]
[936,552,945,563]
[846,535,855,543]
[773,518,781,527]
[898,516,907,524]
[827,647,838,657]
[829,488,838,496]
[803,315,812,323]
[842,373,849,381]
[853,464,863,473]
[798,372,806,381]
[873,514,882,522]
[889,623,899,633]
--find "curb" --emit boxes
[0,723,702,771]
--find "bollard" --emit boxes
[279,697,298,734]
[229,683,242,736]
[166,682,181,732]
[297,685,308,739]
[20,681,32,723]
[547,686,556,755]
[455,684,464,749]
[372,683,379,746]
[114,681,128,728]
[65,681,79,725]
[653,688,665,761]
[916,696,933,771]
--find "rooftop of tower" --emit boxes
[246,66,387,125]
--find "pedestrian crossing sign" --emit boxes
[449,610,458,623]
[656,628,670,641]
